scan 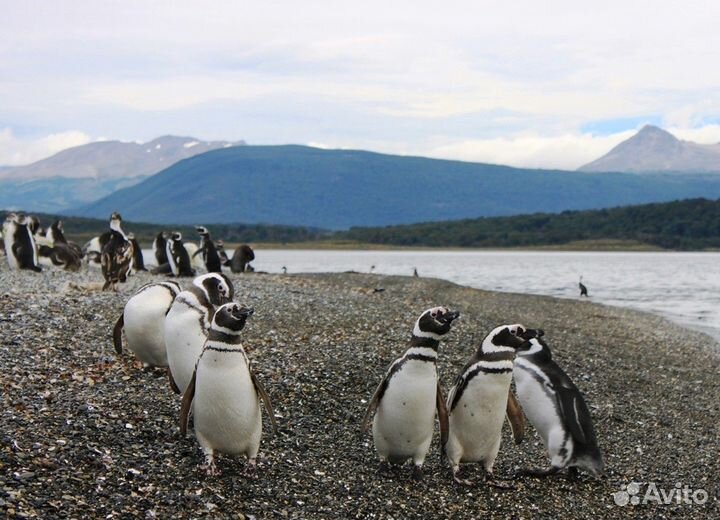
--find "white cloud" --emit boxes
[0,129,92,166]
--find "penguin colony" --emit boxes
[110,269,604,482]
[5,209,605,483]
[3,210,256,290]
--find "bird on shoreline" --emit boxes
[579,276,588,297]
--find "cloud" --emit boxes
[0,129,91,166]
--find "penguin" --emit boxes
[513,336,605,479]
[101,212,134,291]
[46,220,84,259]
[216,240,230,267]
[194,226,223,273]
[579,276,589,297]
[83,236,103,264]
[230,244,255,273]
[180,303,278,476]
[361,306,460,480]
[444,324,542,486]
[165,272,234,394]
[127,233,147,272]
[113,280,182,367]
[165,232,195,277]
[4,213,41,272]
[153,231,168,266]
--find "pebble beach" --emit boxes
[1,265,718,519]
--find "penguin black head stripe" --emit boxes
[413,306,460,339]
[195,225,209,236]
[489,324,543,350]
[193,272,234,305]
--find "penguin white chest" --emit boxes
[124,288,173,366]
[193,353,262,457]
[165,303,208,393]
[449,371,512,462]
[373,361,437,462]
[513,361,563,446]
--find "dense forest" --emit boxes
[3,197,720,250]
[336,198,720,250]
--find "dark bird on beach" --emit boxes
[413,267,419,278]
[579,276,588,297]
[282,266,287,274]
[101,212,134,291]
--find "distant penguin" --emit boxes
[514,336,605,478]
[445,324,542,486]
[46,220,83,259]
[579,276,588,297]
[361,306,460,479]
[153,232,168,266]
[180,303,277,476]
[215,240,230,267]
[83,236,103,264]
[194,226,223,273]
[281,266,287,274]
[127,233,146,272]
[4,213,41,272]
[413,267,419,278]
[230,244,255,273]
[113,280,182,367]
[101,212,134,291]
[165,273,234,394]
[165,232,195,277]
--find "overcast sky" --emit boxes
[2,0,720,169]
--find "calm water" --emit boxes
[249,250,720,339]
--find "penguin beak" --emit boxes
[235,307,254,319]
[519,328,544,340]
[440,310,460,324]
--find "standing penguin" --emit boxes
[579,276,589,297]
[361,306,460,479]
[445,324,542,486]
[165,272,234,394]
[101,212,134,291]
[513,336,605,478]
[165,232,195,277]
[230,244,255,273]
[153,232,168,266]
[113,280,182,367]
[127,233,147,272]
[180,303,277,476]
[4,213,41,272]
[194,226,223,273]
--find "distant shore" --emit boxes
[1,266,718,518]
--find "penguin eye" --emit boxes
[430,311,437,318]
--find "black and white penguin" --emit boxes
[153,231,168,266]
[180,303,277,476]
[3,213,41,272]
[513,336,605,478]
[127,233,147,272]
[113,280,182,367]
[165,232,195,277]
[230,244,255,273]
[194,226,223,273]
[445,324,542,486]
[165,272,234,394]
[101,212,134,291]
[361,306,460,479]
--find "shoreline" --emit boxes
[1,266,718,518]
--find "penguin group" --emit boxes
[362,308,605,486]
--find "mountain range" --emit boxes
[70,144,720,229]
[578,125,720,173]
[0,136,243,213]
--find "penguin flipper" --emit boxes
[179,369,197,437]
[555,386,591,446]
[250,368,278,435]
[505,390,525,445]
[360,377,385,434]
[168,367,181,395]
[436,382,449,448]
[112,314,124,354]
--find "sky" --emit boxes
[2,0,720,170]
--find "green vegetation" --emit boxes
[336,198,720,250]
[5,197,720,250]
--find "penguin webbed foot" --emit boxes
[243,458,258,479]
[484,472,515,490]
[452,467,474,487]
[411,465,424,481]
[377,460,392,476]
[516,465,561,478]
[202,451,219,476]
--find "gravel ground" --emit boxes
[1,263,718,519]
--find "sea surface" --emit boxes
[248,249,720,339]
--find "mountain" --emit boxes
[70,145,720,229]
[338,198,720,250]
[0,136,244,213]
[578,125,720,173]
